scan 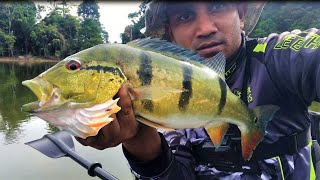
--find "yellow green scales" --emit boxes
[21,38,278,160]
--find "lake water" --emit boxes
[0,61,132,180]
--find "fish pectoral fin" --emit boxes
[86,117,114,128]
[135,115,174,131]
[128,86,183,101]
[205,122,229,147]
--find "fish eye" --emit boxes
[66,60,81,71]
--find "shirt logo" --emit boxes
[274,32,320,51]
[232,87,253,103]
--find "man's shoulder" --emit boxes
[245,28,320,60]
[246,28,320,78]
[257,28,319,49]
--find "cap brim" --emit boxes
[243,2,267,35]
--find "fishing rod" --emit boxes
[25,131,118,180]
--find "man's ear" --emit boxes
[237,3,247,30]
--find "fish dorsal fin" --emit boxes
[204,52,226,80]
[128,38,227,80]
[128,38,204,63]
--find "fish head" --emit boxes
[21,45,127,113]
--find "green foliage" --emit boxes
[0,29,15,56]
[120,0,151,44]
[0,2,16,34]
[77,0,100,19]
[42,7,81,57]
[120,25,133,44]
[30,22,61,57]
[0,1,37,56]
[251,2,320,37]
[77,0,103,50]
[102,30,109,43]
[12,1,37,55]
[0,0,108,59]
[78,18,103,50]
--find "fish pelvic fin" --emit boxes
[241,105,279,160]
[205,122,229,147]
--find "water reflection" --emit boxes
[0,62,57,144]
[0,61,133,180]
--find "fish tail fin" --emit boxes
[241,128,264,161]
[241,105,279,160]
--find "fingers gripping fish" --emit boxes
[21,38,279,160]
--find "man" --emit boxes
[77,1,319,179]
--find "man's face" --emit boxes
[166,2,245,59]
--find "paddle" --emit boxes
[25,130,118,180]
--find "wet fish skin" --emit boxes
[21,38,279,160]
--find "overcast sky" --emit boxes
[98,2,141,43]
[37,1,141,43]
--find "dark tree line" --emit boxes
[0,0,108,59]
[251,2,320,37]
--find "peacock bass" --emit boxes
[21,38,279,160]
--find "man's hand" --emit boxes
[76,85,162,161]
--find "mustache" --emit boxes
[191,35,224,51]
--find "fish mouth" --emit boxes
[21,101,41,113]
[21,77,62,113]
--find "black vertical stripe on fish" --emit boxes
[218,78,227,115]
[137,52,154,112]
[179,65,192,111]
[141,100,154,112]
[137,52,153,85]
